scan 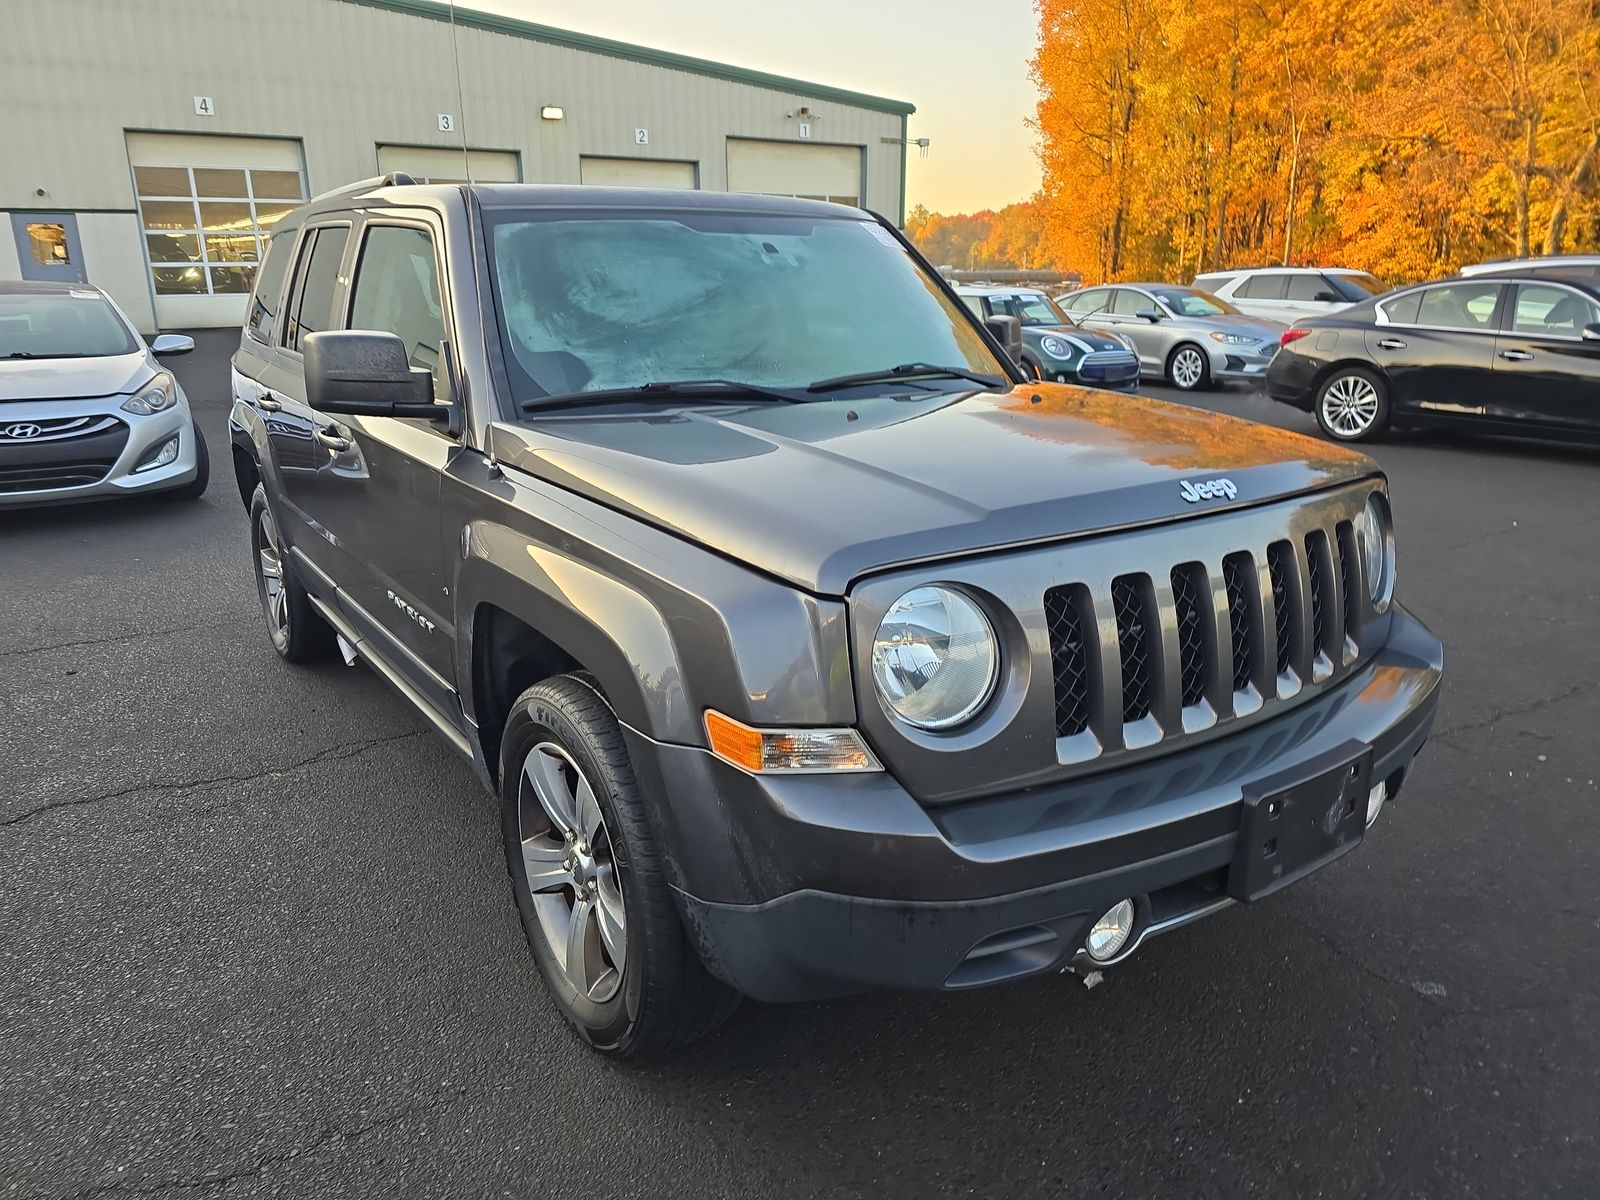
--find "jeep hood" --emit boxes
[491,383,1376,595]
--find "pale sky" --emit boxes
[470,0,1042,214]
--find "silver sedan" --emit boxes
[1058,283,1285,391]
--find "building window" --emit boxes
[135,165,306,297]
[25,223,71,266]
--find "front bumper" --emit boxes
[1209,342,1280,382]
[635,607,1441,1002]
[0,392,200,507]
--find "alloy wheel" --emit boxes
[1172,347,1205,390]
[1321,374,1380,437]
[517,742,626,1002]
[256,508,289,642]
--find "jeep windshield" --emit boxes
[0,291,138,359]
[485,208,1008,406]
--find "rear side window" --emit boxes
[1068,288,1110,316]
[959,295,984,318]
[245,233,293,344]
[1239,273,1290,299]
[1379,291,1422,325]
[283,226,350,353]
[1416,283,1502,330]
[1192,273,1228,293]
[1285,275,1334,301]
[348,224,450,398]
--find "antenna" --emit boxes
[446,0,473,182]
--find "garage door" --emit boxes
[375,145,520,184]
[128,132,306,329]
[726,139,862,207]
[579,157,697,189]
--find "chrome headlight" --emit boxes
[871,586,998,730]
[1353,492,1394,609]
[1208,331,1255,345]
[121,372,178,415]
[1039,335,1071,359]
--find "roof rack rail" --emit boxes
[306,173,417,204]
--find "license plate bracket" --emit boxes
[1228,745,1373,902]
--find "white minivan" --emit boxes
[1192,267,1388,324]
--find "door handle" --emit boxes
[314,427,352,452]
[1498,349,1534,362]
[1376,338,1407,350]
[256,392,283,413]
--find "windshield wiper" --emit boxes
[805,363,1007,393]
[519,378,811,413]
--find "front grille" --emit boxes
[1044,585,1093,737]
[1111,575,1154,722]
[1044,514,1366,746]
[1171,564,1208,707]
[0,460,118,493]
[1267,541,1295,676]
[1222,553,1254,692]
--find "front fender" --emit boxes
[449,465,856,748]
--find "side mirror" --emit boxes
[1136,307,1164,323]
[984,314,1024,363]
[1314,291,1340,303]
[1583,323,1600,342]
[150,333,194,356]
[302,330,445,420]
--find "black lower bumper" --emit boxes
[630,608,1442,1003]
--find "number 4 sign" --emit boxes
[194,96,215,117]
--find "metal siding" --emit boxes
[0,0,905,213]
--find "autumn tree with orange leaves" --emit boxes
[1023,0,1600,283]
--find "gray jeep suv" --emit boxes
[229,177,1443,1056]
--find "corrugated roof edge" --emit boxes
[338,0,917,116]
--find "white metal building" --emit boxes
[0,0,915,332]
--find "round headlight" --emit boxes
[1353,493,1392,606]
[871,586,998,730]
[1039,335,1071,359]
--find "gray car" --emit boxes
[1060,283,1285,390]
[228,177,1442,1056]
[0,281,207,505]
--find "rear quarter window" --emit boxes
[245,232,293,345]
[1378,291,1422,325]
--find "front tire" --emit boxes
[1315,367,1390,441]
[249,484,334,662]
[500,674,739,1056]
[1167,343,1211,391]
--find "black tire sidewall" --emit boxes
[1315,367,1389,441]
[1168,343,1210,391]
[499,683,641,1049]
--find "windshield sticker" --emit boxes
[69,290,100,300]
[860,223,901,249]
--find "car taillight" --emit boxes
[1280,327,1313,348]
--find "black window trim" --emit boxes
[343,210,461,416]
[277,218,356,359]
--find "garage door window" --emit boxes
[136,165,306,297]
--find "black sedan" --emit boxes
[1266,272,1600,442]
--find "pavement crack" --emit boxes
[1431,680,1598,742]
[0,618,249,661]
[2,730,429,829]
[51,1090,470,1199]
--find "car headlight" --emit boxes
[121,372,178,415]
[1353,492,1394,609]
[1039,335,1071,359]
[1208,332,1255,345]
[871,586,999,730]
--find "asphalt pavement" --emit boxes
[3,335,1598,1199]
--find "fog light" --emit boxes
[1085,899,1136,962]
[1365,779,1388,828]
[135,435,179,472]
